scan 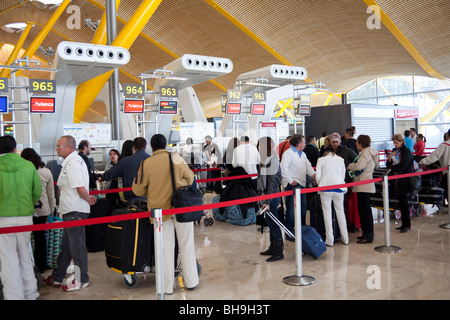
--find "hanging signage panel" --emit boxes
[394,109,418,118]
[159,100,178,114]
[0,95,8,113]
[124,99,144,113]
[0,78,8,93]
[251,103,265,115]
[29,79,56,94]
[226,102,241,115]
[30,96,55,113]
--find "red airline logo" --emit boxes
[30,97,55,113]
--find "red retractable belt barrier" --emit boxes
[0,167,446,235]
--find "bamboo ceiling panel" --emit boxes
[213,0,432,92]
[376,0,450,78]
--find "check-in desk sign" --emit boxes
[29,79,56,114]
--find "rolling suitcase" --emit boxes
[86,198,111,252]
[309,195,341,243]
[301,225,326,259]
[105,205,154,288]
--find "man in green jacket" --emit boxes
[0,135,42,300]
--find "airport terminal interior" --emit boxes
[1,0,450,301]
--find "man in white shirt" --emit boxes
[44,135,97,292]
[232,136,261,190]
[281,134,315,240]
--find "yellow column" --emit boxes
[0,23,33,78]
[91,0,121,45]
[73,0,163,123]
[15,0,71,76]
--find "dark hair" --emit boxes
[240,136,249,143]
[78,140,89,151]
[0,135,16,154]
[307,135,315,143]
[404,130,410,137]
[133,137,147,150]
[410,128,416,133]
[119,140,133,161]
[257,136,274,158]
[289,134,304,147]
[357,135,371,148]
[417,134,427,143]
[150,134,167,150]
[109,148,120,157]
[345,128,354,137]
[21,148,45,169]
[321,132,327,137]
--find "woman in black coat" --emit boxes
[386,133,414,233]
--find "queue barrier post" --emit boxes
[283,187,315,286]
[439,165,450,229]
[151,208,165,300]
[374,175,401,254]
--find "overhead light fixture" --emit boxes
[4,22,27,29]
[31,0,64,5]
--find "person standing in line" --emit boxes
[410,128,417,144]
[276,136,291,162]
[43,135,97,291]
[347,134,378,243]
[257,137,283,262]
[0,136,42,300]
[21,148,56,274]
[419,129,450,208]
[232,135,260,191]
[100,137,150,206]
[303,135,320,168]
[281,134,315,240]
[404,130,414,153]
[315,150,349,246]
[386,134,414,233]
[343,128,358,155]
[132,134,199,294]
[78,140,97,190]
[103,148,121,208]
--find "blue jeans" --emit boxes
[284,183,307,236]
[264,197,282,240]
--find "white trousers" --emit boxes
[162,217,199,294]
[0,216,39,300]
[319,192,349,246]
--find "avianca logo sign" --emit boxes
[30,97,55,113]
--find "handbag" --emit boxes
[45,211,63,269]
[169,154,204,223]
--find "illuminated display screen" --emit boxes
[124,99,144,113]
[226,102,241,115]
[30,96,55,113]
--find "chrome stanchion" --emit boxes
[374,175,401,253]
[152,208,165,300]
[283,188,315,286]
[439,166,450,229]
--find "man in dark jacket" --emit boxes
[325,133,357,182]
[304,136,320,167]
[78,140,97,189]
[101,137,150,204]
[343,128,358,155]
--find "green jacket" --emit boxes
[0,152,42,217]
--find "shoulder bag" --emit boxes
[169,154,204,222]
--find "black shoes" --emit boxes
[396,225,410,233]
[260,238,284,262]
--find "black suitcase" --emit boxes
[310,195,341,243]
[86,198,112,252]
[105,205,154,276]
